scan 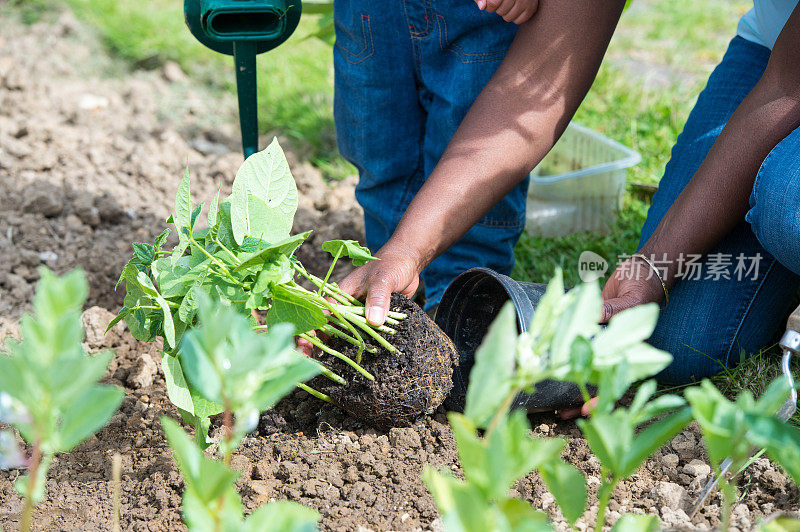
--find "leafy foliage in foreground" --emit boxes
[113,139,402,446]
[426,270,800,531]
[0,269,124,531]
[161,296,320,531]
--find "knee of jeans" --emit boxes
[647,317,730,385]
[748,149,800,274]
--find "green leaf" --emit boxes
[243,501,320,532]
[162,353,195,415]
[422,466,492,532]
[155,295,176,349]
[464,302,518,428]
[548,281,601,370]
[234,231,311,272]
[252,256,294,294]
[105,306,130,333]
[161,417,239,503]
[132,242,155,265]
[265,285,326,334]
[172,167,192,265]
[744,414,800,486]
[620,407,693,477]
[229,138,298,245]
[208,187,221,228]
[497,497,553,532]
[578,412,630,475]
[539,460,586,524]
[321,239,378,267]
[57,385,124,451]
[610,514,661,532]
[190,203,203,229]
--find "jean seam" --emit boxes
[435,14,508,64]
[748,137,784,225]
[723,256,777,365]
[336,14,375,65]
[404,0,433,38]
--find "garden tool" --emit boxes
[689,301,800,517]
[184,0,302,158]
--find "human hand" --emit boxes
[557,397,598,420]
[337,241,422,327]
[600,256,667,323]
[475,0,539,24]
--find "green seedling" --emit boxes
[685,378,800,530]
[0,268,124,532]
[160,295,320,531]
[428,270,689,531]
[112,138,406,444]
[162,417,319,532]
[178,293,320,458]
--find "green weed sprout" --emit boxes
[685,378,800,530]
[424,270,688,531]
[160,294,320,531]
[0,268,124,532]
[112,138,406,445]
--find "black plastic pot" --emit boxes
[435,267,586,413]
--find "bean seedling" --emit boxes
[112,139,408,443]
[0,269,124,532]
[159,295,320,531]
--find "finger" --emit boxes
[483,0,503,13]
[601,294,640,323]
[337,267,368,300]
[581,397,599,417]
[494,0,515,17]
[512,5,536,24]
[503,2,526,22]
[364,275,393,326]
[475,0,487,9]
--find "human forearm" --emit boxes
[640,7,800,286]
[386,0,625,270]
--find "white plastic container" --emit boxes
[525,122,641,237]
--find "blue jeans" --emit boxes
[333,0,528,309]
[642,37,800,384]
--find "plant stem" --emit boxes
[719,473,737,531]
[594,473,618,531]
[579,382,592,404]
[333,305,405,325]
[20,439,42,532]
[344,312,397,335]
[187,234,246,289]
[311,361,347,385]
[212,236,241,265]
[344,315,399,354]
[112,453,122,532]
[319,246,342,296]
[222,407,234,467]
[320,325,377,354]
[299,332,375,381]
[297,383,333,403]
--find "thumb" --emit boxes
[365,280,392,326]
[601,294,640,323]
[475,0,487,9]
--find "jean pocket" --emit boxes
[434,10,515,64]
[335,13,375,65]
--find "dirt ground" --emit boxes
[1,9,799,531]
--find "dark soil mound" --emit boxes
[314,294,458,430]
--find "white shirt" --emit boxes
[737,0,798,50]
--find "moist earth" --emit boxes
[314,294,459,431]
[1,7,800,532]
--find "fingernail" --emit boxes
[367,307,385,326]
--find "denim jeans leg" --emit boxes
[413,0,524,307]
[333,0,425,253]
[638,37,800,384]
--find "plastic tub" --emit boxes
[526,122,641,237]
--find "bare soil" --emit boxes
[1,8,799,532]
